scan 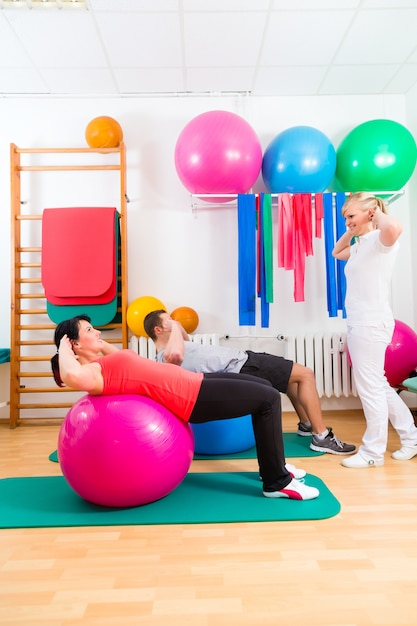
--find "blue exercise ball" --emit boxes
[262,125,337,193]
[192,414,255,455]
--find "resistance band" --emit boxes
[323,193,338,317]
[314,193,324,239]
[277,193,294,270]
[259,194,273,327]
[262,194,273,304]
[335,192,347,317]
[237,194,256,326]
[292,194,313,302]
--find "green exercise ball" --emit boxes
[334,119,417,191]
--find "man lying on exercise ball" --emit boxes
[144,310,356,456]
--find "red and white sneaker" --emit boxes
[260,463,307,482]
[285,462,306,479]
[263,478,319,500]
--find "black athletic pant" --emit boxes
[189,372,291,491]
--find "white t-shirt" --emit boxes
[344,229,399,326]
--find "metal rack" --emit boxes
[190,190,405,210]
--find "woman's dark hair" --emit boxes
[143,309,167,340]
[51,315,91,387]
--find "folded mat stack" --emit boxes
[41,207,120,326]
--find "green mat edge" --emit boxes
[0,472,340,528]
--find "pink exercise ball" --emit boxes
[384,320,417,386]
[174,110,262,201]
[58,394,194,507]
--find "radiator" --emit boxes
[129,332,356,399]
[285,332,357,399]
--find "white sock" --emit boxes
[315,428,329,440]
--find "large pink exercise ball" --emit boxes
[174,110,262,200]
[334,119,417,191]
[58,394,194,507]
[192,414,255,455]
[262,125,336,193]
[384,320,417,386]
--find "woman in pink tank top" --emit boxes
[51,315,320,501]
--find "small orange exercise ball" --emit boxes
[85,116,123,148]
[127,296,166,337]
[170,306,199,334]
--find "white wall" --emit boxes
[406,84,417,332]
[1,93,415,411]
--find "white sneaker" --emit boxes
[341,452,384,468]
[392,445,417,461]
[285,462,306,479]
[263,478,319,500]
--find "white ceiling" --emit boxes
[1,0,417,98]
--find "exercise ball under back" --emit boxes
[58,394,194,507]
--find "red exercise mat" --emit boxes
[42,207,117,304]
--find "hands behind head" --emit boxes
[59,335,79,359]
[159,317,171,332]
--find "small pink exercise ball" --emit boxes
[384,320,417,386]
[174,110,262,200]
[58,394,194,507]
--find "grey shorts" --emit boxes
[240,350,294,393]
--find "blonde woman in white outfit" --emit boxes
[333,192,417,469]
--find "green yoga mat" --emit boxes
[48,432,323,464]
[0,472,340,528]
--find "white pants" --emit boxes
[347,322,417,462]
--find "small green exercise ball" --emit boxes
[334,119,417,191]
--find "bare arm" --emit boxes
[162,320,189,366]
[373,208,402,246]
[332,230,353,261]
[58,335,101,392]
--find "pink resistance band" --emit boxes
[256,193,261,295]
[292,194,313,302]
[277,193,294,270]
[314,193,324,239]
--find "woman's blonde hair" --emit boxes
[342,192,388,217]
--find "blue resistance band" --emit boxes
[335,192,347,317]
[323,192,338,317]
[238,194,256,326]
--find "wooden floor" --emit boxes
[1,410,417,626]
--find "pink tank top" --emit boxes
[95,350,203,422]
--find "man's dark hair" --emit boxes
[143,309,166,340]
